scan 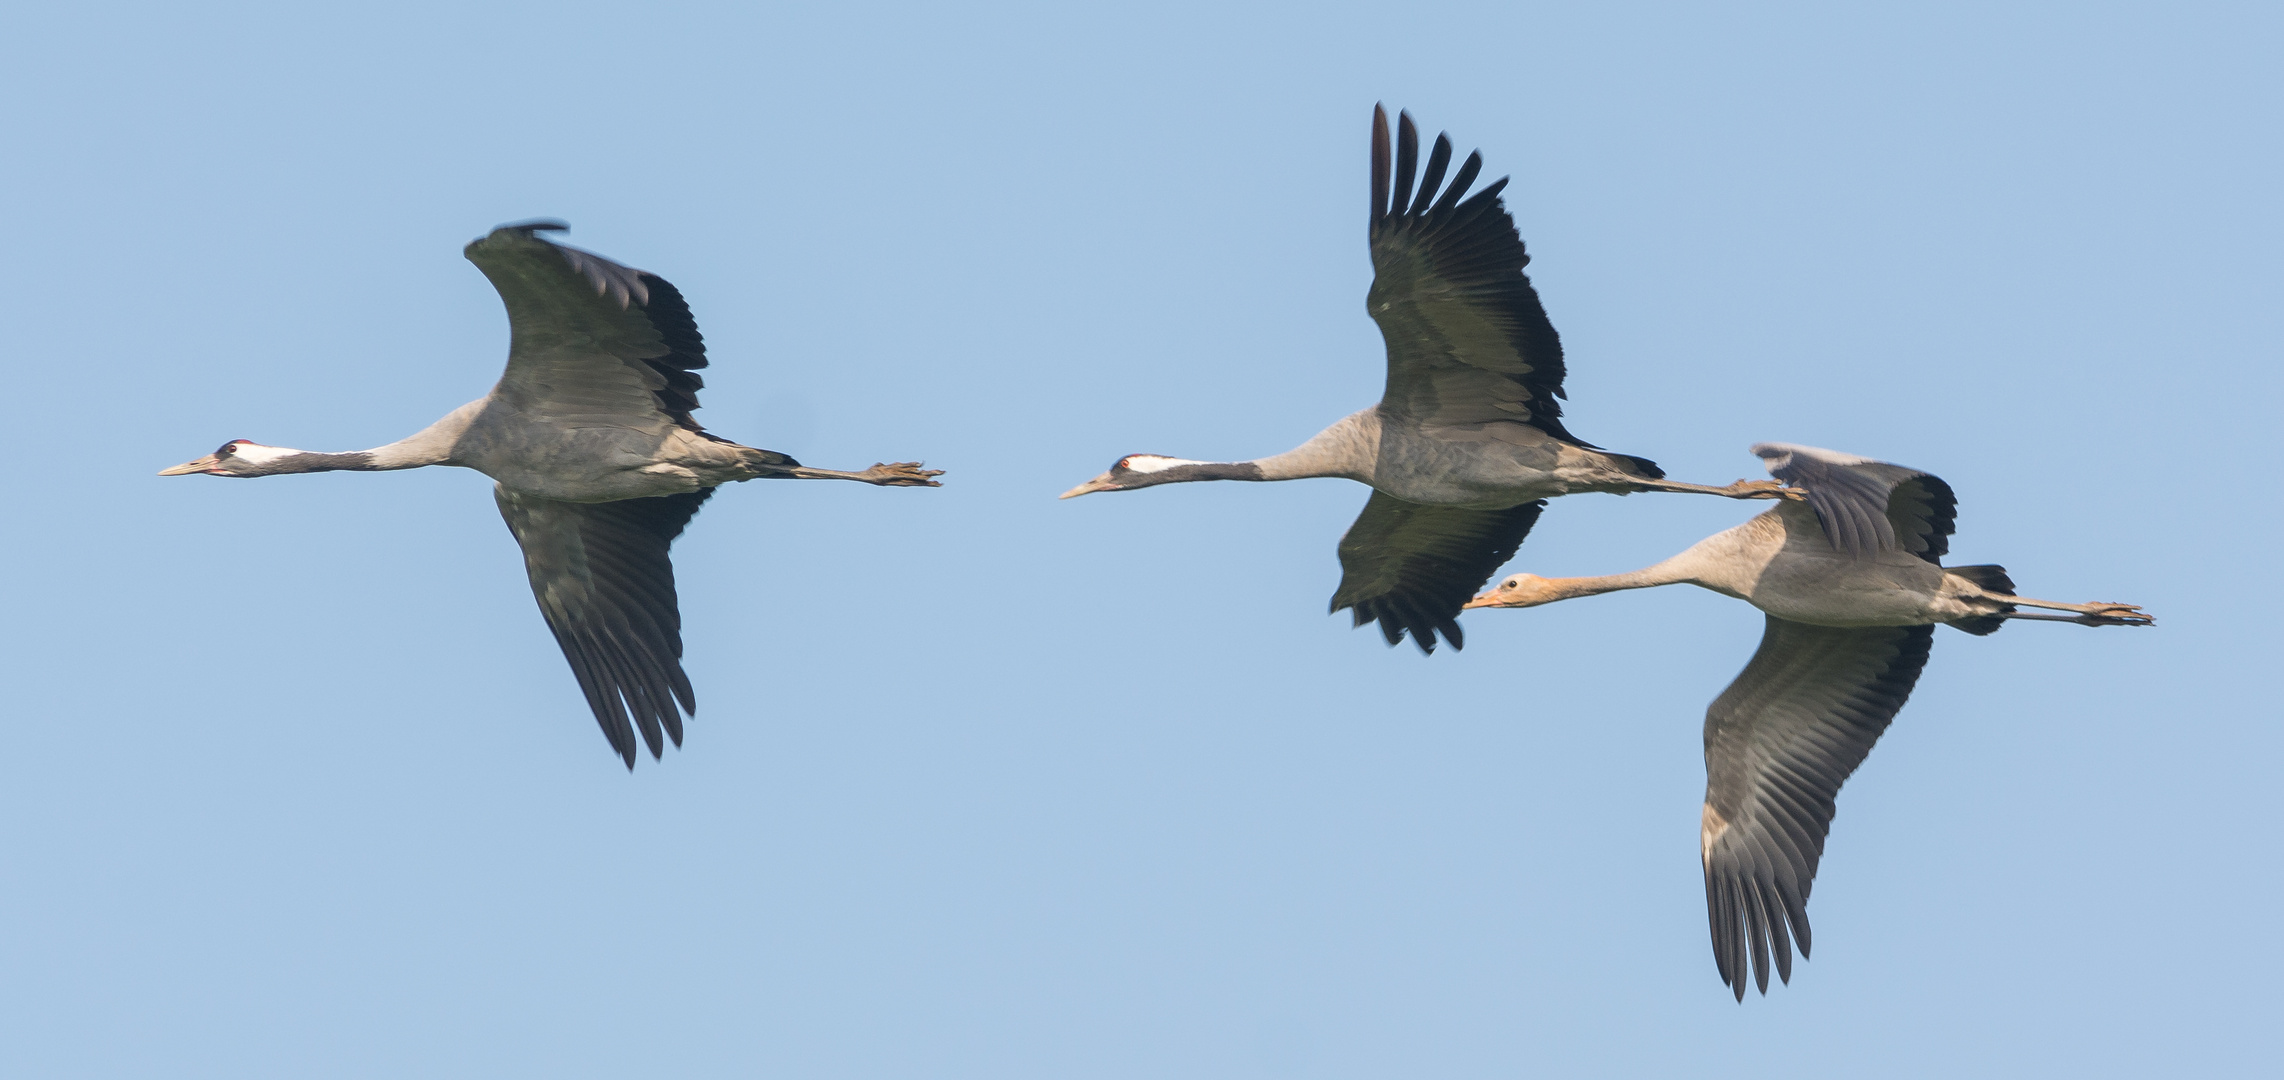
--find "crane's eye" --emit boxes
[214,442,237,455]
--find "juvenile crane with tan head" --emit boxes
[1465,443,2151,999]
[162,223,942,768]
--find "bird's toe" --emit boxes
[2078,603,2153,626]
[1723,479,1801,501]
[866,462,945,486]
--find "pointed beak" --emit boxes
[158,454,222,476]
[1462,589,1510,610]
[1058,472,1120,499]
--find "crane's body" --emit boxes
[1368,409,1677,507]
[1467,443,2149,1000]
[161,222,940,767]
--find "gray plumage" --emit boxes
[1700,617,1932,999]
[161,223,941,768]
[1467,445,2150,998]
[1064,107,1782,653]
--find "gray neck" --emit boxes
[1251,408,1381,482]
[248,400,482,475]
[245,451,385,475]
[1530,564,1694,603]
[1532,525,1766,604]
[1101,410,1381,492]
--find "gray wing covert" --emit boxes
[464,223,709,432]
[1330,492,1545,654]
[495,485,714,768]
[1699,616,1934,999]
[1752,443,1953,560]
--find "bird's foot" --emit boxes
[1721,479,1806,501]
[2073,602,2153,627]
[858,462,945,487]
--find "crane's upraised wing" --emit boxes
[1700,616,1934,999]
[495,485,712,768]
[1331,492,1545,653]
[465,223,709,434]
[1366,109,1646,476]
[1752,443,1954,561]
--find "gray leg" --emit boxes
[1992,595,2153,627]
[1634,478,1805,501]
[786,462,944,486]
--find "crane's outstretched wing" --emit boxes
[464,222,709,434]
[495,485,713,768]
[1331,493,1544,653]
[1700,616,1934,999]
[1752,443,1955,560]
[1365,108,1655,476]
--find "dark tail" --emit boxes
[1617,452,1666,481]
[1945,564,2015,636]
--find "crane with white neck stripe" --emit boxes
[1061,106,1788,653]
[161,222,942,768]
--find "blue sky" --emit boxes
[1,1,2275,1075]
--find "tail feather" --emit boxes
[1946,563,2014,636]
[1620,453,1666,481]
[1947,564,2015,595]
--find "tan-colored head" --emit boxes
[1464,573,1563,610]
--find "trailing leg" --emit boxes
[1989,594,2153,626]
[788,462,943,486]
[1632,478,1805,501]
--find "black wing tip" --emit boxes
[593,691,692,769]
[1371,105,1391,226]
[599,710,639,769]
[497,217,570,234]
[1390,111,1420,225]
[1709,868,1811,1001]
[1409,133,1454,217]
[1340,601,1461,655]
[1611,452,1665,480]
[1372,107,1494,228]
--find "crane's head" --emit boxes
[1058,455,1209,498]
[158,440,294,477]
[1464,573,1563,610]
[1059,454,1265,498]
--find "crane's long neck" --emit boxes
[1251,408,1381,481]
[241,448,394,473]
[1068,410,1380,498]
[1522,564,1695,604]
[1487,539,1734,608]
[1138,408,1377,485]
[241,401,481,475]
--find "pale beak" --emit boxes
[158,454,222,476]
[1462,589,1509,610]
[1058,472,1121,499]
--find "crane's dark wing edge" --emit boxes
[1331,492,1545,654]
[1753,443,1953,560]
[628,269,708,429]
[468,223,712,432]
[1700,616,1934,999]
[1365,106,1659,477]
[495,485,714,768]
